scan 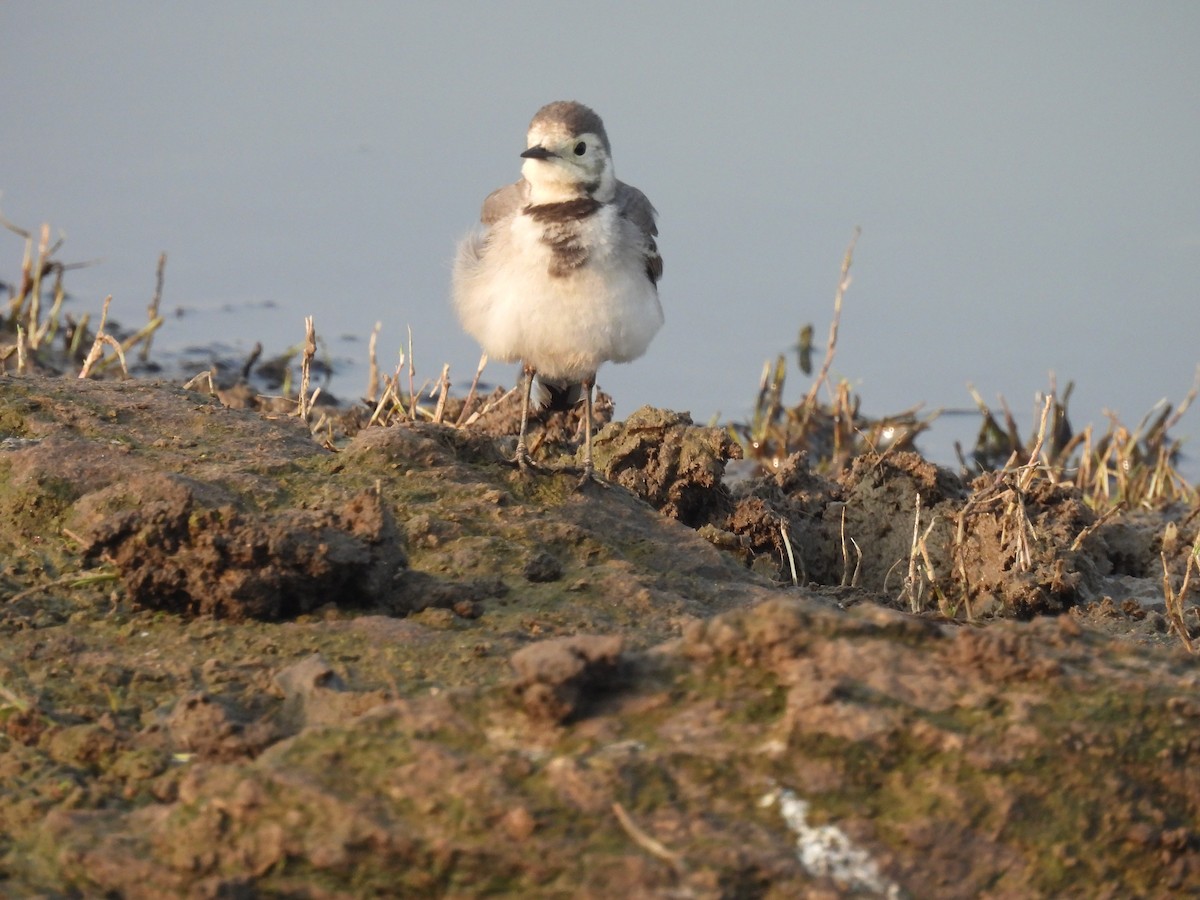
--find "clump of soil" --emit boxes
[712,449,1124,618]
[590,406,741,526]
[510,634,626,723]
[0,374,1198,897]
[77,475,405,619]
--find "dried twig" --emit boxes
[801,226,859,417]
[78,295,127,379]
[431,363,451,425]
[297,316,316,422]
[902,492,924,612]
[5,568,120,604]
[366,321,382,403]
[839,506,861,587]
[780,517,800,587]
[1069,504,1123,552]
[16,324,27,374]
[1162,526,1200,653]
[611,802,684,872]
[139,251,167,363]
[406,325,416,422]
[460,384,518,428]
[1018,394,1055,492]
[455,352,489,427]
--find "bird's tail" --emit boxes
[532,377,585,412]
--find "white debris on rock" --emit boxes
[761,787,902,898]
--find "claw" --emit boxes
[574,465,605,491]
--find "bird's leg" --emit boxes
[576,374,599,489]
[514,363,536,470]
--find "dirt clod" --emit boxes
[510,634,625,723]
[591,406,741,526]
[79,479,406,619]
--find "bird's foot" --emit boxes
[574,463,605,492]
[512,444,541,473]
[511,451,540,472]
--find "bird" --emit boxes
[452,100,663,485]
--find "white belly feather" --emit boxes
[452,204,663,383]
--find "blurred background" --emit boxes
[2,2,1197,470]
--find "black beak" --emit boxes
[520,145,556,160]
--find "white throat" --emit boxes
[520,157,617,205]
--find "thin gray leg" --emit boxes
[577,375,596,488]
[516,364,534,469]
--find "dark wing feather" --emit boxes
[615,181,662,284]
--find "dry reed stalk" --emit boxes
[117,316,165,358]
[368,354,410,427]
[801,229,859,420]
[366,376,399,428]
[455,352,489,427]
[1162,526,1200,653]
[838,506,864,587]
[1017,394,1055,492]
[1069,504,1122,553]
[611,802,685,872]
[182,370,217,396]
[1,215,34,321]
[296,316,316,422]
[78,295,128,379]
[780,517,800,587]
[32,264,66,348]
[16,324,27,374]
[431,363,451,425]
[914,515,944,614]
[366,321,382,404]
[406,326,416,422]
[902,493,924,612]
[460,384,518,428]
[138,252,167,363]
[27,225,49,347]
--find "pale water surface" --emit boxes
[2,3,1198,476]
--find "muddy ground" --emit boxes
[0,374,1198,898]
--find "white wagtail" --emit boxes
[452,100,663,484]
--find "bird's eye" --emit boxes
[573,142,587,156]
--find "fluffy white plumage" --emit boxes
[451,101,663,481]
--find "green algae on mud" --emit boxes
[0,375,1199,896]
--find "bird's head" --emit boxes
[521,101,616,204]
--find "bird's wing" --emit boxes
[615,181,662,284]
[480,179,529,225]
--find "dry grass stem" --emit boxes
[366,321,382,403]
[917,516,942,613]
[139,251,167,363]
[461,384,518,428]
[1018,394,1055,492]
[1162,526,1200,653]
[902,493,924,612]
[406,326,416,423]
[455,352,489,427]
[78,295,128,379]
[27,224,49,347]
[801,226,859,417]
[16,324,28,374]
[838,506,862,587]
[296,316,317,422]
[780,517,800,587]
[611,802,685,872]
[431,363,451,425]
[183,370,217,396]
[1070,504,1123,553]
